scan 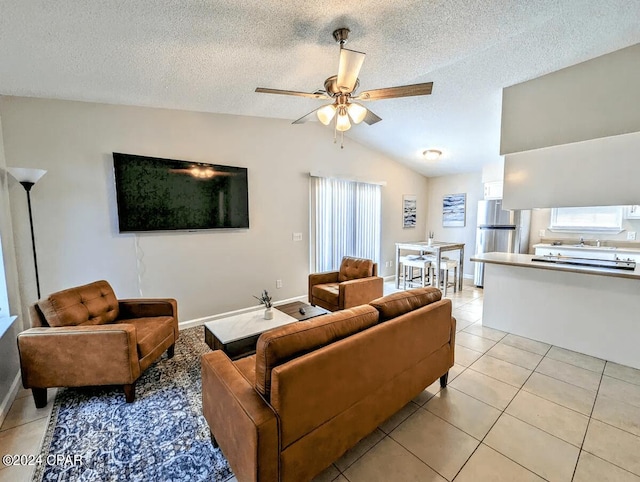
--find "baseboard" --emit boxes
[179,294,307,330]
[0,371,22,427]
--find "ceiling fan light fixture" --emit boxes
[336,111,351,132]
[347,102,367,124]
[423,149,442,161]
[317,104,337,125]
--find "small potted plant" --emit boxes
[254,290,274,320]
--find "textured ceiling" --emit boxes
[0,1,639,176]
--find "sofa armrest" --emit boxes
[118,298,177,319]
[308,271,339,302]
[449,316,457,366]
[202,351,279,482]
[17,325,141,389]
[339,276,384,309]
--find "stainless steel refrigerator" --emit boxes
[474,200,531,287]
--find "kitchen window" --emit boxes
[549,206,624,233]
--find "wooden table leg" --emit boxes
[459,246,464,291]
[395,246,401,288]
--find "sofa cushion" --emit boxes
[369,287,442,322]
[338,257,374,282]
[234,354,257,384]
[311,283,340,306]
[255,305,379,398]
[117,316,175,359]
[39,280,119,327]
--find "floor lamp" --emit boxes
[7,167,47,300]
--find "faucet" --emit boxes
[596,239,601,247]
[579,237,584,247]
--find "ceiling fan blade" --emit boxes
[363,108,382,125]
[355,82,433,101]
[255,87,329,99]
[292,107,322,124]
[337,48,366,93]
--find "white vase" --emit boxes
[264,307,274,320]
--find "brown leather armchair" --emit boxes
[17,280,178,408]
[308,256,383,312]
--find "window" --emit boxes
[311,176,381,272]
[549,206,624,233]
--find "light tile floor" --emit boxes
[3,280,640,482]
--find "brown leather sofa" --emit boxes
[308,256,383,312]
[17,280,178,408]
[202,287,455,482]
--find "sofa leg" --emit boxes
[167,344,175,359]
[440,372,449,388]
[32,388,47,408]
[210,431,219,448]
[123,383,135,403]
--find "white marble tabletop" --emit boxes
[204,308,298,344]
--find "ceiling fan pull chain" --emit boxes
[341,131,344,149]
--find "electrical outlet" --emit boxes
[389,260,393,266]
[539,229,546,237]
[627,231,637,241]
[276,279,283,288]
[292,232,303,241]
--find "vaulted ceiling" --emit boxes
[1,1,638,176]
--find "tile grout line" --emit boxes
[449,343,554,481]
[569,359,606,481]
[574,363,640,479]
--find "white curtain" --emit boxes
[312,176,381,272]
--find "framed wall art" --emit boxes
[443,193,466,227]
[402,195,417,228]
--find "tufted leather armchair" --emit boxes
[308,257,384,312]
[17,280,178,408]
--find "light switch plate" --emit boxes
[292,232,303,241]
[539,229,545,237]
[627,231,637,240]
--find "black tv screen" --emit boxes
[113,153,249,232]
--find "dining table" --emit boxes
[395,241,465,291]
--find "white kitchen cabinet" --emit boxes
[483,181,503,200]
[625,205,640,219]
[615,251,640,262]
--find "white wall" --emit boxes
[426,172,483,278]
[501,43,640,155]
[0,114,26,420]
[0,97,429,322]
[503,131,640,210]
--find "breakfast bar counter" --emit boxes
[471,252,640,369]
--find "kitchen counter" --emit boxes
[471,252,640,280]
[473,252,640,369]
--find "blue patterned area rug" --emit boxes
[33,327,233,482]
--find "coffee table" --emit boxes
[204,308,298,360]
[275,301,330,321]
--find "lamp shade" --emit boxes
[336,112,351,132]
[7,168,47,184]
[422,150,442,161]
[316,104,337,125]
[347,103,367,124]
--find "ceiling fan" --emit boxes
[255,28,433,147]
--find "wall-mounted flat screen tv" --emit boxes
[113,153,249,232]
